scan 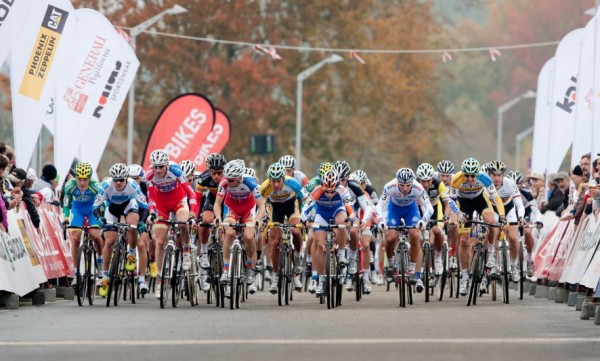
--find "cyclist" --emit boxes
[377,168,433,293]
[279,155,308,187]
[128,164,155,280]
[507,170,542,278]
[62,162,103,286]
[436,160,459,269]
[214,159,266,295]
[450,157,506,296]
[93,163,150,296]
[180,160,202,220]
[260,162,305,293]
[301,169,357,295]
[486,161,525,282]
[333,160,374,293]
[145,149,198,299]
[415,163,455,275]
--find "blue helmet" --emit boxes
[396,168,415,184]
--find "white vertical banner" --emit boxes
[9,0,75,169]
[531,58,555,175]
[572,20,595,166]
[546,29,584,174]
[0,0,37,66]
[53,9,138,185]
[593,15,600,159]
[79,15,139,171]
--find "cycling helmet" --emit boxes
[109,163,129,178]
[279,155,296,169]
[488,160,507,175]
[396,168,415,184]
[74,162,93,179]
[267,162,285,179]
[224,159,245,178]
[333,160,351,179]
[128,164,144,178]
[179,160,196,177]
[351,169,367,182]
[481,162,490,174]
[321,169,340,191]
[416,163,435,181]
[150,149,169,166]
[437,160,455,174]
[317,162,333,178]
[461,157,480,175]
[205,153,226,170]
[244,167,256,178]
[507,170,523,184]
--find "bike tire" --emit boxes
[398,246,406,308]
[230,246,238,310]
[217,248,225,308]
[501,240,510,304]
[160,247,173,309]
[278,248,285,306]
[325,243,332,309]
[285,252,291,305]
[75,245,87,307]
[424,242,431,303]
[88,248,98,306]
[518,240,524,300]
[106,242,122,307]
[439,242,448,301]
[172,248,182,308]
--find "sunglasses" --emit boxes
[153,165,165,170]
[226,178,238,182]
[464,174,477,179]
[324,190,337,195]
[114,178,126,183]
[76,177,89,181]
[210,170,223,175]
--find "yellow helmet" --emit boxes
[75,162,93,179]
[318,162,333,179]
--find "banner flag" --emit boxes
[79,17,139,172]
[196,108,232,172]
[546,28,584,174]
[593,15,600,158]
[531,58,555,175]
[10,0,75,169]
[0,0,37,67]
[142,93,216,169]
[54,8,138,183]
[571,19,595,166]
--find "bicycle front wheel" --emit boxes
[518,240,524,300]
[88,249,98,306]
[424,242,431,303]
[160,247,173,309]
[501,240,510,304]
[439,242,448,301]
[75,245,87,307]
[171,248,182,308]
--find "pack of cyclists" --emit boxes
[63,150,543,306]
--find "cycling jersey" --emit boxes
[260,176,304,203]
[194,170,220,195]
[301,185,355,226]
[217,175,262,220]
[62,178,101,226]
[519,186,542,223]
[450,171,504,216]
[292,170,309,187]
[342,179,374,223]
[93,178,149,222]
[145,162,198,216]
[495,177,525,220]
[364,183,378,205]
[377,179,433,226]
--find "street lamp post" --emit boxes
[496,90,536,160]
[295,54,344,170]
[127,4,187,164]
[515,126,534,173]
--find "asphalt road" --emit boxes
[1,281,599,361]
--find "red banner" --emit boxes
[196,109,232,172]
[142,93,216,169]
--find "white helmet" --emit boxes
[109,163,129,179]
[350,170,367,182]
[416,163,435,181]
[179,160,196,177]
[128,164,144,178]
[150,149,169,166]
[224,159,245,178]
[396,168,415,184]
[244,167,256,178]
[279,155,296,169]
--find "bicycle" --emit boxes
[464,220,502,306]
[104,222,137,307]
[221,222,254,310]
[158,219,193,309]
[312,221,347,310]
[422,219,446,302]
[386,222,418,308]
[497,229,511,304]
[268,222,303,306]
[517,223,536,300]
[199,223,225,308]
[66,223,100,306]
[438,223,452,301]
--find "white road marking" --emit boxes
[1,338,599,347]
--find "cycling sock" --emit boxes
[246,260,253,269]
[183,245,190,253]
[257,250,262,260]
[415,271,422,280]
[526,253,532,262]
[138,275,145,283]
[312,271,318,278]
[200,243,208,253]
[103,271,109,278]
[347,249,357,260]
[223,263,229,271]
[363,272,370,282]
[306,255,312,263]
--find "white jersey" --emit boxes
[496,177,524,218]
[377,179,433,222]
[93,178,148,209]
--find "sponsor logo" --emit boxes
[93,60,122,118]
[19,5,70,100]
[193,124,224,165]
[63,87,88,113]
[164,108,210,158]
[555,76,577,114]
[0,0,15,28]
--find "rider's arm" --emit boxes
[479,173,505,217]
[285,177,305,202]
[376,182,391,224]
[300,188,319,222]
[61,179,75,219]
[416,184,434,222]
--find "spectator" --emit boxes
[562,165,587,224]
[26,168,42,207]
[0,154,21,211]
[528,173,546,207]
[8,168,40,228]
[580,153,591,183]
[0,154,9,231]
[592,156,600,184]
[540,173,565,214]
[554,171,570,216]
[31,164,59,205]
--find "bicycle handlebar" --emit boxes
[462,220,502,228]
[311,223,347,230]
[267,222,303,229]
